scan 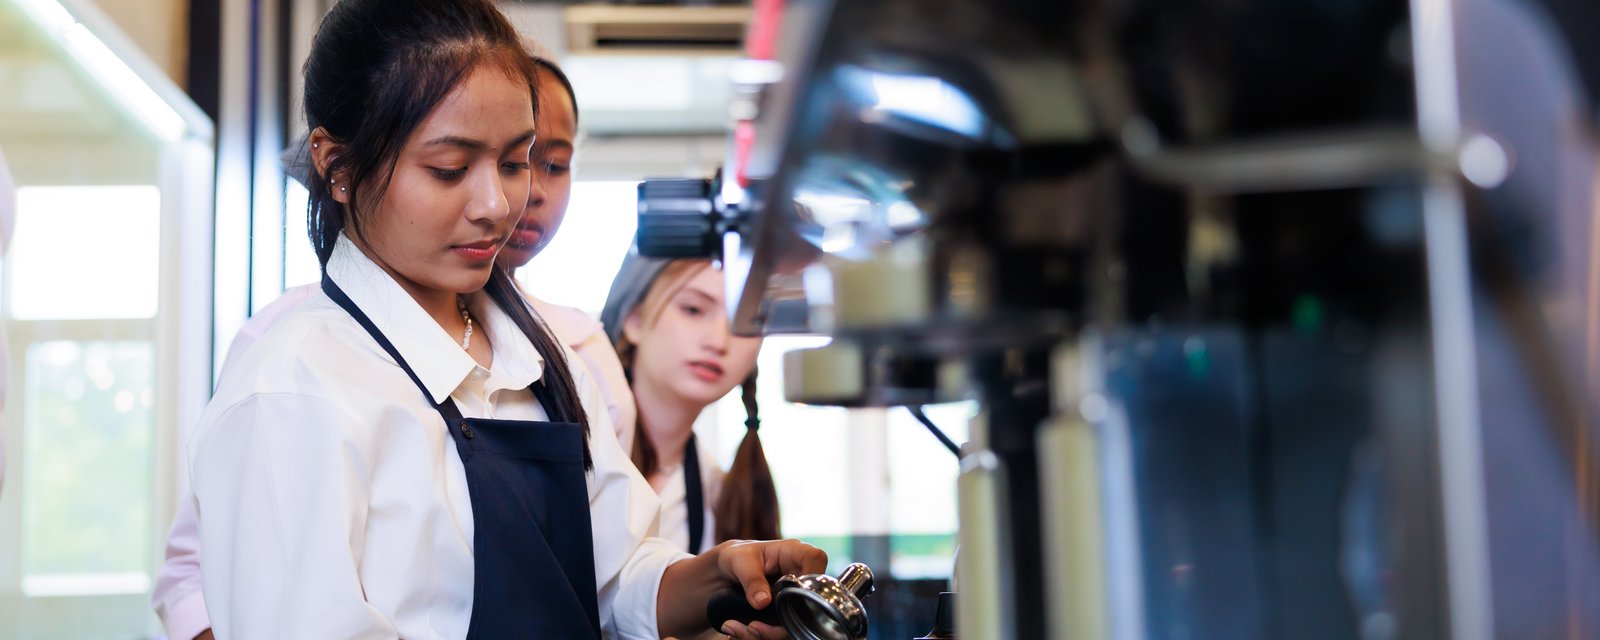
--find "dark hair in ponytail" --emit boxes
[612,259,780,539]
[302,0,591,467]
[715,370,781,542]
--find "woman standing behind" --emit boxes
[500,58,638,450]
[187,1,819,637]
[602,256,781,554]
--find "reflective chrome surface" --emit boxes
[775,563,874,640]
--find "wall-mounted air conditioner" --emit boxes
[540,3,749,135]
[564,4,749,56]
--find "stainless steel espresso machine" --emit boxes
[636,0,1600,637]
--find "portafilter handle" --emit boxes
[706,585,783,629]
[703,563,877,638]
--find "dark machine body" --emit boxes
[638,0,1600,637]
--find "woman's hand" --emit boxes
[657,539,828,640]
[716,540,828,615]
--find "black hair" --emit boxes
[531,56,580,127]
[303,0,591,467]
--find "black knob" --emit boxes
[707,586,782,630]
[636,178,721,259]
[914,592,957,639]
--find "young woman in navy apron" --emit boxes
[186,1,823,638]
[154,56,655,640]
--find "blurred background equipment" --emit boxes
[637,0,1600,638]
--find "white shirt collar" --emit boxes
[325,234,543,404]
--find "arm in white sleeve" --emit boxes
[574,356,692,639]
[152,498,211,640]
[190,393,396,639]
[569,330,637,457]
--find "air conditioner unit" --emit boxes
[564,4,750,56]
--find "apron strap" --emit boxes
[321,275,438,411]
[684,432,706,554]
[322,275,569,430]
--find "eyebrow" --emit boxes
[680,286,719,305]
[537,139,575,152]
[422,130,536,152]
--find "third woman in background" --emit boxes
[602,256,781,554]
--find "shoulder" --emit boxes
[527,296,604,351]
[198,296,417,455]
[214,293,401,404]
[221,284,324,371]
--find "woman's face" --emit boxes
[626,265,763,407]
[497,73,577,269]
[340,62,536,296]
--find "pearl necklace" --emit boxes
[457,296,474,350]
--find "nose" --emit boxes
[465,164,513,226]
[702,307,731,354]
[527,169,548,211]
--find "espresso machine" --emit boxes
[636,0,1600,637]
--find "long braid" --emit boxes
[714,368,781,542]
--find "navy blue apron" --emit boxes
[322,276,602,639]
[683,433,706,555]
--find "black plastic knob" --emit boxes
[636,178,721,259]
[707,586,782,629]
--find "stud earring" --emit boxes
[312,142,320,149]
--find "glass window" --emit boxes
[516,181,639,316]
[885,401,972,578]
[705,343,970,579]
[9,186,160,320]
[284,178,318,289]
[19,340,155,595]
[709,337,853,556]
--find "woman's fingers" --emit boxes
[775,540,828,576]
[747,621,791,639]
[721,542,776,609]
[721,620,791,640]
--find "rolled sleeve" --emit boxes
[161,590,211,640]
[152,496,211,640]
[612,541,693,639]
[574,348,693,638]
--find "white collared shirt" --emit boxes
[187,235,689,639]
[655,440,724,554]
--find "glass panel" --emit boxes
[21,340,154,584]
[10,186,160,320]
[516,181,639,316]
[886,401,972,578]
